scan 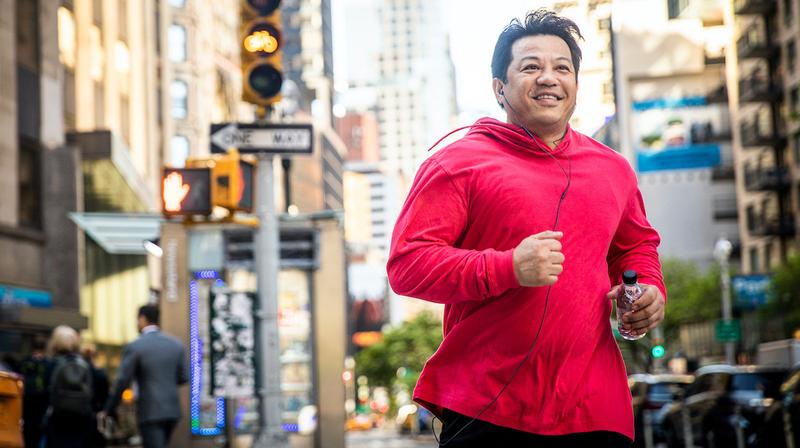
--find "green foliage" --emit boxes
[660,258,722,342]
[762,254,800,337]
[355,311,443,391]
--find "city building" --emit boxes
[612,0,740,267]
[375,0,458,182]
[729,0,799,272]
[552,0,617,136]
[0,0,87,359]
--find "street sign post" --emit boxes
[210,123,313,154]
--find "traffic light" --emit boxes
[211,150,255,212]
[240,0,283,106]
[161,167,212,216]
[651,344,666,359]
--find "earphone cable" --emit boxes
[432,105,572,445]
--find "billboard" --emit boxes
[632,95,723,173]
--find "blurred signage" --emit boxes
[732,274,773,310]
[631,95,724,172]
[352,331,383,347]
[715,319,741,343]
[210,123,313,154]
[0,284,51,308]
[209,290,256,398]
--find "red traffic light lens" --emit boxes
[245,0,281,16]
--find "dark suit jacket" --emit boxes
[104,330,188,424]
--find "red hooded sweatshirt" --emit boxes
[387,117,666,440]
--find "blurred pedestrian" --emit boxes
[101,305,188,448]
[44,325,94,448]
[20,335,53,448]
[82,344,110,447]
[387,9,666,448]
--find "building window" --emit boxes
[58,7,77,69]
[791,87,799,115]
[746,205,756,232]
[18,138,42,229]
[598,17,611,30]
[171,80,188,119]
[120,95,130,145]
[170,135,190,167]
[788,40,797,75]
[168,24,187,62]
[784,0,793,26]
[749,247,760,273]
[764,242,772,270]
[794,132,800,167]
[94,81,104,127]
[93,0,102,25]
[118,0,127,41]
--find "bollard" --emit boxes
[643,409,654,448]
[681,404,694,448]
[784,403,796,448]
[734,405,745,448]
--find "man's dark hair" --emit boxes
[491,9,584,82]
[138,304,160,325]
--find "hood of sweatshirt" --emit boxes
[464,117,575,157]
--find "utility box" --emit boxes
[757,339,800,368]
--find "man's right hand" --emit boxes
[512,231,564,287]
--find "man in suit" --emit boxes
[101,305,188,448]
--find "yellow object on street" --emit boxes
[0,371,23,448]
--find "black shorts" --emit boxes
[438,408,632,448]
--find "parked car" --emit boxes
[629,373,694,447]
[661,364,787,448]
[752,363,800,448]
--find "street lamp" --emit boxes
[714,237,735,365]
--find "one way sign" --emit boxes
[210,123,313,154]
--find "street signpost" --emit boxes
[210,123,313,154]
[211,119,312,448]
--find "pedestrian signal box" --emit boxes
[241,0,283,106]
[211,150,255,212]
[161,167,212,216]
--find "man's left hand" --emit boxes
[606,283,665,337]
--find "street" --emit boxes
[347,428,437,448]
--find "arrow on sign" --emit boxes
[210,123,313,154]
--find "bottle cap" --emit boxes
[622,270,637,285]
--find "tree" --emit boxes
[355,310,443,392]
[762,254,800,337]
[659,258,722,346]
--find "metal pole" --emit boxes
[720,249,735,365]
[254,151,289,447]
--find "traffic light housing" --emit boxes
[211,150,255,212]
[161,167,212,216]
[240,0,283,106]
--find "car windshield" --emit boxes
[648,382,688,402]
[730,372,785,400]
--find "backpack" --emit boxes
[50,355,93,417]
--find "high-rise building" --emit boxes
[552,0,616,136]
[376,0,457,182]
[729,0,798,272]
[0,0,87,351]
[613,0,739,267]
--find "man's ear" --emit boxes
[492,78,505,109]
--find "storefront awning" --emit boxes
[68,212,162,255]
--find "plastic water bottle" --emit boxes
[617,270,645,341]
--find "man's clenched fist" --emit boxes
[512,231,564,287]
